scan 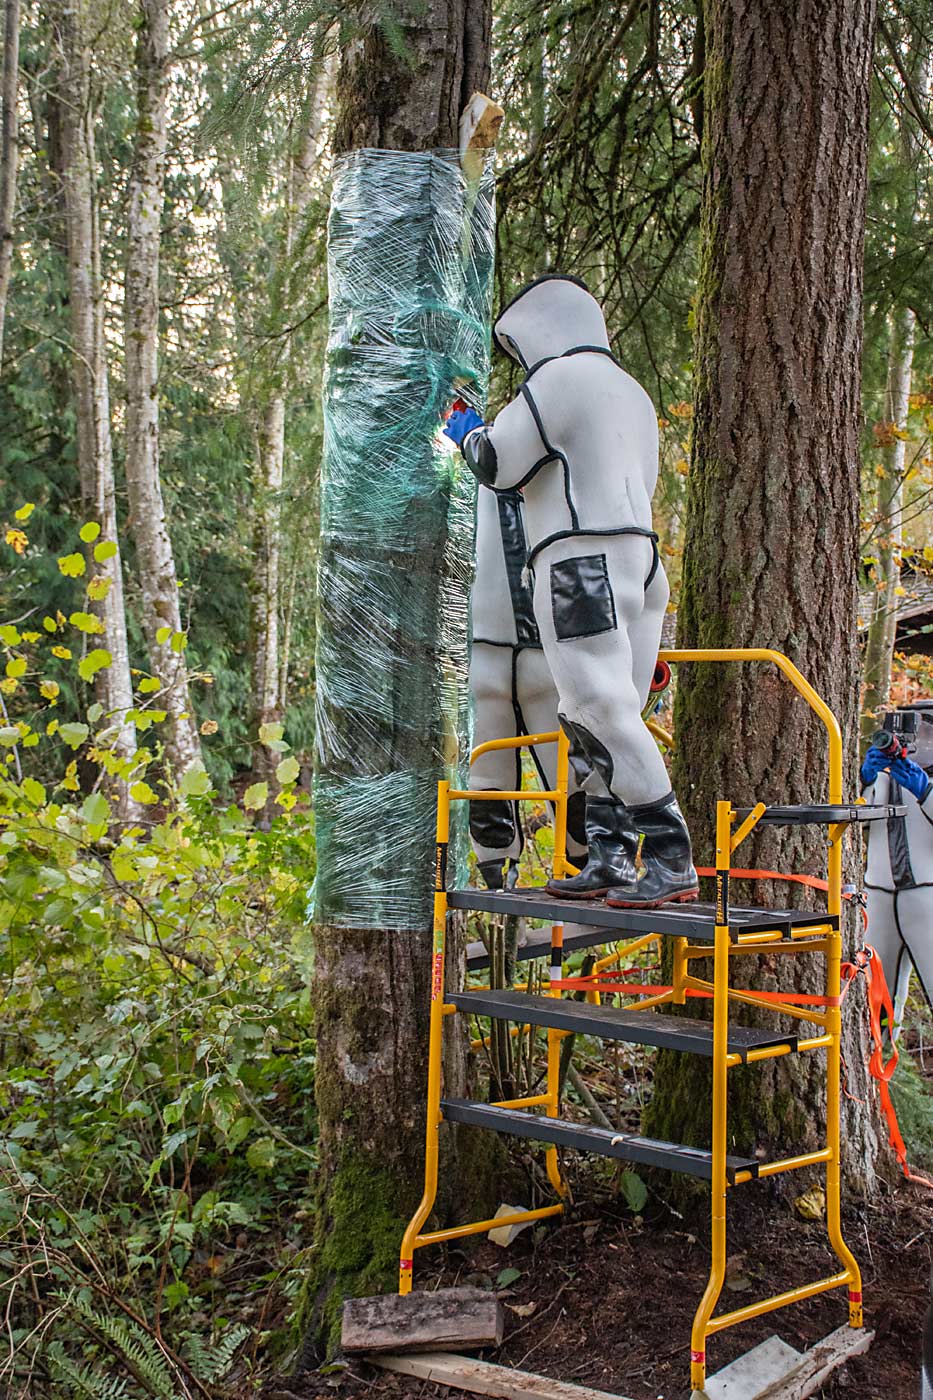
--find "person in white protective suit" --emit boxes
[469,485,589,887]
[860,702,933,1040]
[445,274,698,909]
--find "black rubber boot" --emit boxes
[478,858,519,890]
[606,791,698,909]
[545,797,639,899]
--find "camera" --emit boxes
[871,709,920,759]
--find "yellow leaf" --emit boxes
[895,586,906,597]
[86,576,112,602]
[79,521,101,543]
[51,646,72,660]
[200,718,218,735]
[40,681,60,700]
[58,553,86,577]
[14,503,34,521]
[5,528,28,555]
[5,657,26,679]
[794,1184,825,1221]
[62,759,80,792]
[69,611,105,635]
[0,677,17,695]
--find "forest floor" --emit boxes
[250,1168,931,1400]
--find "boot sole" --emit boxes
[605,888,700,910]
[544,885,612,900]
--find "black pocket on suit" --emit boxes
[550,553,617,641]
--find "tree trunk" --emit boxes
[0,0,20,367]
[303,4,493,1356]
[646,0,881,1193]
[53,3,141,810]
[124,0,202,777]
[248,63,333,798]
[861,304,916,743]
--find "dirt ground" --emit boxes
[258,1164,932,1400]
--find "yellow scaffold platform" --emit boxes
[399,649,895,1394]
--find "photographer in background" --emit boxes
[861,702,933,1041]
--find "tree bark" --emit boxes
[0,0,20,367]
[248,62,333,799]
[304,2,494,1356]
[646,0,881,1193]
[124,0,202,776]
[861,304,916,742]
[53,3,141,810]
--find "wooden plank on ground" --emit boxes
[373,1352,635,1400]
[763,1326,873,1400]
[342,1290,504,1355]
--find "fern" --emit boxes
[71,1297,176,1399]
[47,1342,131,1400]
[184,1320,251,1381]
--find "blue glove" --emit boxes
[860,746,889,786]
[889,754,932,802]
[443,406,484,448]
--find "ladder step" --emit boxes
[448,889,835,942]
[451,989,798,1062]
[440,1098,758,1183]
[733,802,904,826]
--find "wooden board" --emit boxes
[374,1352,634,1400]
[341,1290,504,1355]
[698,1326,874,1400]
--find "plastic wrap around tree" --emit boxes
[313,148,496,932]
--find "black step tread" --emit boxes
[466,925,617,971]
[448,889,836,942]
[451,989,798,1063]
[440,1098,758,1183]
[733,803,904,825]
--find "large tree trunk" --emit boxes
[303,3,493,1357]
[53,3,141,811]
[124,0,202,776]
[647,0,881,1193]
[861,304,916,742]
[0,0,20,367]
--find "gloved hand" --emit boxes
[443,406,484,448]
[889,754,932,802]
[860,746,890,786]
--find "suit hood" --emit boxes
[493,274,611,370]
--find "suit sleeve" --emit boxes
[462,387,548,489]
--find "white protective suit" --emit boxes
[863,704,933,1040]
[463,275,671,807]
[469,485,588,878]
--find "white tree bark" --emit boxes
[53,2,141,812]
[124,0,202,775]
[249,61,334,786]
[0,0,20,367]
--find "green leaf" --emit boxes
[130,781,159,805]
[81,792,110,827]
[155,625,172,645]
[0,624,20,645]
[258,722,284,747]
[245,1136,276,1170]
[620,1170,648,1214]
[87,702,103,723]
[243,782,268,810]
[78,648,112,682]
[276,755,300,784]
[59,722,89,750]
[179,763,212,798]
[21,777,46,806]
[69,610,105,635]
[58,552,86,577]
[169,631,188,653]
[138,677,161,694]
[14,503,35,521]
[5,656,26,679]
[93,540,117,563]
[496,1267,522,1287]
[79,521,101,542]
[0,726,20,746]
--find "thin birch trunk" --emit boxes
[124,0,202,775]
[249,62,333,790]
[0,0,20,367]
[53,2,140,812]
[861,303,917,742]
